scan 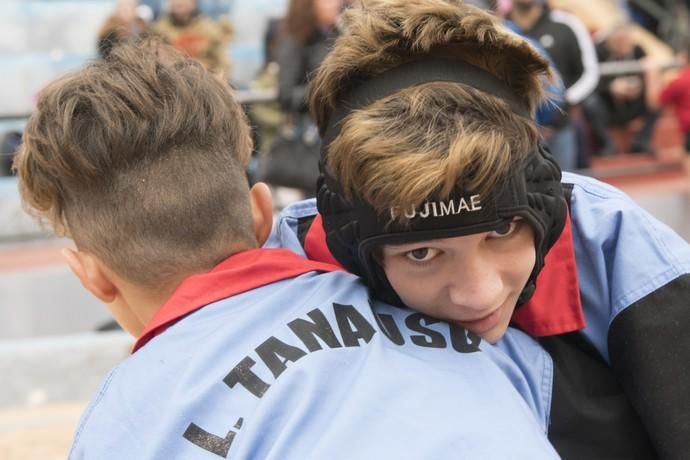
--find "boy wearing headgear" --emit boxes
[14,41,560,458]
[271,0,690,458]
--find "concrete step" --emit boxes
[585,153,686,180]
[0,402,85,460]
[586,111,687,181]
[0,331,132,409]
[0,178,47,242]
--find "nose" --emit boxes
[446,257,504,314]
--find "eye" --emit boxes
[404,247,440,263]
[488,220,521,239]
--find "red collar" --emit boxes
[510,211,585,336]
[305,213,585,337]
[133,248,342,353]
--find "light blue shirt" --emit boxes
[70,246,558,459]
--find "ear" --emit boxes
[249,182,274,246]
[62,248,118,303]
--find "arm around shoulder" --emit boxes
[565,173,690,457]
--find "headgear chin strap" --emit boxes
[316,57,567,308]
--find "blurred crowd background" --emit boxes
[2,0,690,182]
[1,1,690,458]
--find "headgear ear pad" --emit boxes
[317,140,567,308]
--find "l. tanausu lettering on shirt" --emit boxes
[69,248,557,460]
[186,303,481,457]
[390,194,482,220]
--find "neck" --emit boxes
[111,275,185,337]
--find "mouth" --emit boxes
[452,304,505,335]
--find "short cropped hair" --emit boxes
[14,41,254,286]
[309,0,552,215]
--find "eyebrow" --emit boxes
[384,242,431,251]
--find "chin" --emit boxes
[481,332,501,344]
[479,325,509,344]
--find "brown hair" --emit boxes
[14,40,254,286]
[283,0,319,45]
[309,0,552,217]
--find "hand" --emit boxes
[623,76,643,99]
[609,78,631,99]
[610,77,642,100]
[641,56,665,73]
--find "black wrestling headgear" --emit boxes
[316,58,567,307]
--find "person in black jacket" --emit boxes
[510,0,599,106]
[509,0,599,170]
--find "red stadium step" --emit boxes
[585,111,687,182]
[0,241,69,272]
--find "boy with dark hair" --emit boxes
[584,23,660,156]
[271,0,690,458]
[14,41,560,458]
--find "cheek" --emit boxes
[508,230,537,287]
[383,263,436,313]
[518,246,537,284]
[382,263,411,299]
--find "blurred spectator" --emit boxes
[464,0,494,9]
[249,18,283,154]
[626,0,690,51]
[503,20,570,168]
[277,0,343,116]
[198,0,233,19]
[245,18,284,184]
[154,0,233,76]
[97,0,151,59]
[647,40,690,153]
[140,0,164,20]
[1,131,22,176]
[625,0,668,37]
[496,0,513,17]
[258,0,342,194]
[584,23,660,156]
[510,0,599,107]
[509,0,599,170]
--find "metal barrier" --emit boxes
[599,58,679,77]
[0,87,278,122]
[1,83,684,181]
[0,87,280,169]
